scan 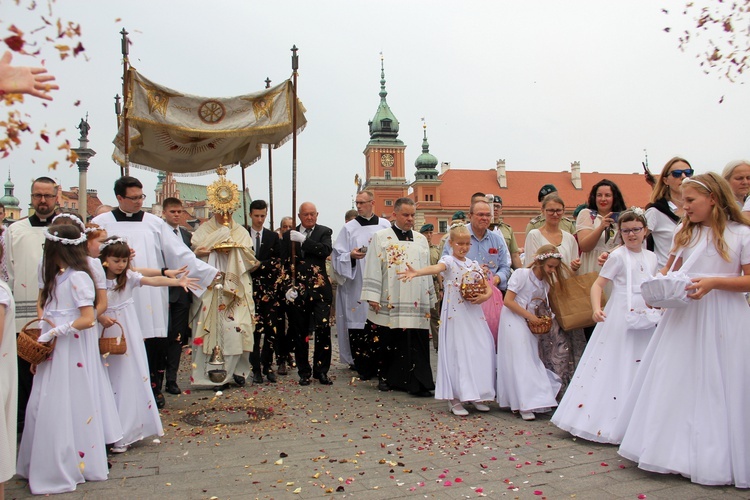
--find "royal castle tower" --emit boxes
[411,122,442,230]
[362,57,408,218]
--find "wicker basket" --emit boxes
[527,298,553,335]
[99,320,127,356]
[460,270,487,300]
[17,318,56,365]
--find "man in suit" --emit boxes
[162,198,193,395]
[247,200,281,384]
[280,202,334,386]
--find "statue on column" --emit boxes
[77,115,90,141]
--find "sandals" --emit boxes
[449,400,469,416]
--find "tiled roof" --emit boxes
[437,169,652,210]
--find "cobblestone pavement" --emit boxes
[8,327,749,499]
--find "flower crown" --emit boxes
[44,227,87,245]
[449,222,467,230]
[51,213,86,232]
[99,237,128,252]
[627,206,645,217]
[84,225,101,234]
[535,252,563,262]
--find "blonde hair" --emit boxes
[673,172,750,261]
[529,244,570,291]
[448,222,470,242]
[649,156,692,204]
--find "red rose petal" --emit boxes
[76,362,83,367]
[534,491,543,496]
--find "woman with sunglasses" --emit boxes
[645,157,693,267]
[721,159,750,209]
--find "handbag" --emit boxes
[640,236,707,308]
[460,269,487,300]
[548,271,604,331]
[624,250,662,330]
[99,320,127,356]
[17,318,56,365]
[526,297,553,335]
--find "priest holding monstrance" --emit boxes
[190,168,259,390]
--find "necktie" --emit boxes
[174,228,178,235]
[255,231,261,254]
[305,228,311,239]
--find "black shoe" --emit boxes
[409,389,434,397]
[212,383,230,392]
[277,362,287,375]
[252,372,263,384]
[233,375,246,387]
[154,392,166,409]
[299,377,311,386]
[165,382,181,395]
[265,372,277,383]
[315,374,333,385]
[377,378,390,392]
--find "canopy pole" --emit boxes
[120,28,131,177]
[265,77,274,231]
[290,45,299,285]
[241,163,248,228]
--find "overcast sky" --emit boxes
[3,1,748,232]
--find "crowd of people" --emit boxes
[0,155,749,494]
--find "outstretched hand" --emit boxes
[165,265,189,279]
[179,275,202,292]
[0,51,59,100]
[396,263,417,282]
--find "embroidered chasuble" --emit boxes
[361,227,435,330]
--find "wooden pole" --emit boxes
[290,45,299,285]
[120,28,130,177]
[265,77,274,231]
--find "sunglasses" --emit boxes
[669,169,694,178]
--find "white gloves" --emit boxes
[37,322,76,343]
[285,287,299,302]
[289,230,306,243]
[37,330,55,343]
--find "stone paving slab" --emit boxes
[7,328,750,499]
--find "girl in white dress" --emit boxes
[614,173,750,487]
[0,247,15,500]
[98,237,197,453]
[497,244,567,421]
[43,215,124,446]
[398,223,495,416]
[552,209,658,443]
[17,225,111,495]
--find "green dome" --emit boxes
[368,58,403,145]
[1,173,19,208]
[414,126,438,180]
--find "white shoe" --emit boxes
[520,411,536,421]
[471,402,491,412]
[110,445,129,454]
[449,400,469,416]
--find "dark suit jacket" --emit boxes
[250,227,281,298]
[280,224,333,304]
[169,226,193,305]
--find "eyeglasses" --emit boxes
[620,227,645,235]
[669,169,694,178]
[31,194,56,200]
[545,209,564,215]
[123,194,147,201]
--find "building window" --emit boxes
[439,220,447,233]
[385,171,391,180]
[381,119,391,131]
[385,199,393,207]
